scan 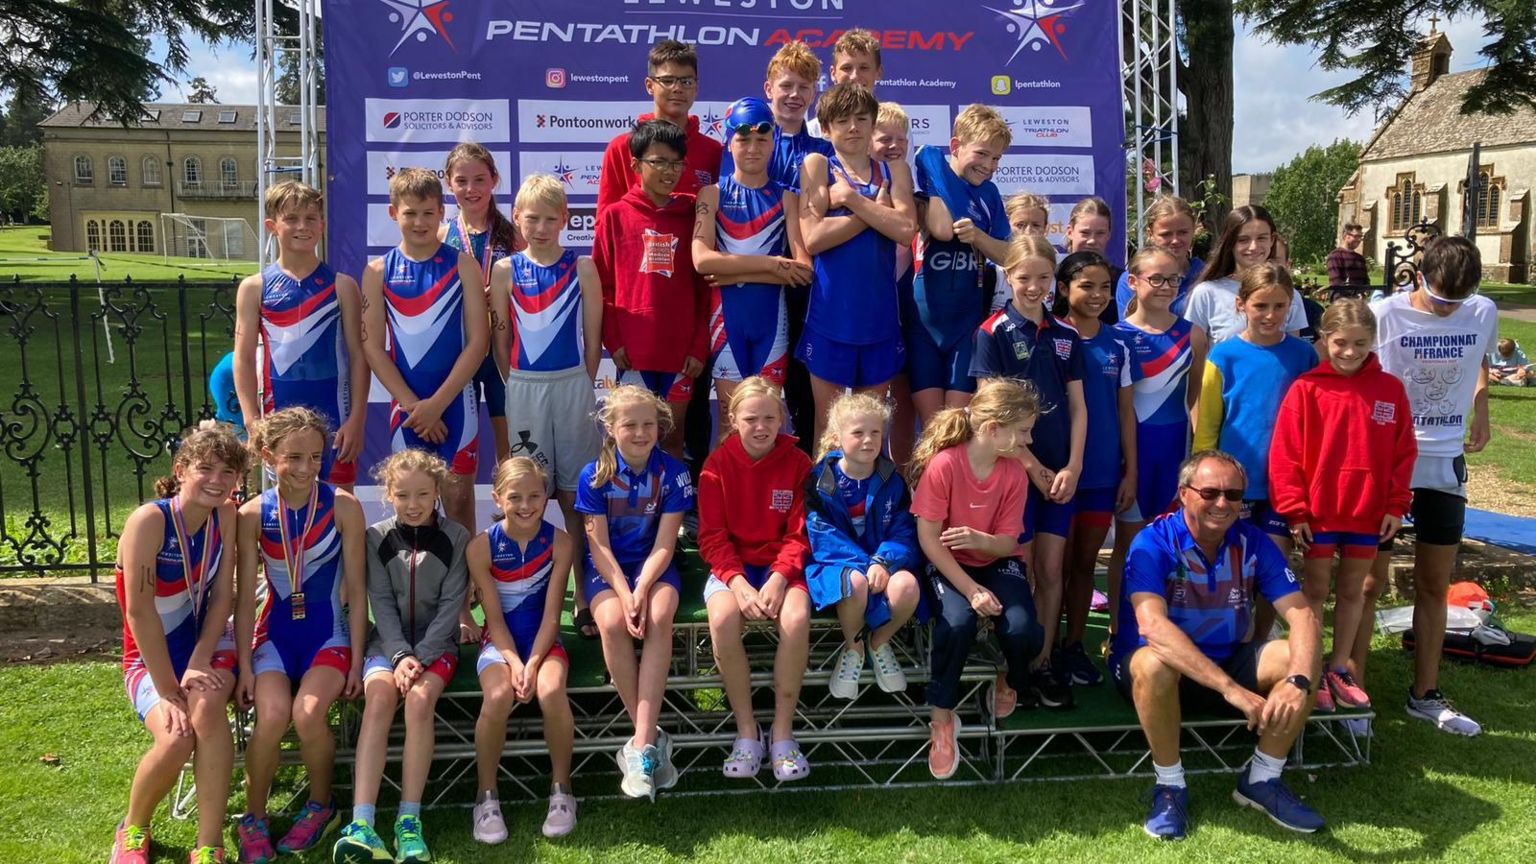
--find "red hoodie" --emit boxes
[1268,353,1416,534]
[697,434,812,586]
[592,185,709,373]
[597,113,724,214]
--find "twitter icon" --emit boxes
[387,67,409,88]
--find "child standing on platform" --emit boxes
[698,378,814,781]
[487,173,603,638]
[907,105,1014,423]
[1055,251,1135,686]
[1186,205,1308,344]
[1061,197,1121,324]
[985,192,1050,315]
[441,143,523,468]
[234,181,367,489]
[333,452,470,864]
[806,392,921,700]
[234,409,368,863]
[1271,300,1414,712]
[1107,245,1208,634]
[361,168,489,538]
[468,457,577,841]
[971,233,1083,709]
[110,424,245,864]
[576,386,692,800]
[693,97,813,403]
[873,101,921,465]
[911,378,1041,781]
[593,119,709,461]
[798,81,915,440]
[1114,196,1203,318]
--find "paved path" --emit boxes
[1497,302,1536,322]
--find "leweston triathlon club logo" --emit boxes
[552,159,576,187]
[700,108,726,142]
[986,0,1085,63]
[379,0,457,55]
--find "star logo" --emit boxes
[552,160,575,187]
[985,0,1084,63]
[700,109,725,141]
[378,0,457,55]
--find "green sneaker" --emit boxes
[331,820,391,864]
[393,815,431,864]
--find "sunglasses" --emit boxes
[1184,485,1244,503]
[1418,275,1477,306]
[730,120,774,136]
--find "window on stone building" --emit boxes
[108,156,127,186]
[74,155,93,184]
[85,220,101,251]
[184,156,202,187]
[1467,167,1505,230]
[136,221,155,253]
[1388,173,1423,232]
[142,156,162,186]
[108,220,127,253]
[220,157,238,189]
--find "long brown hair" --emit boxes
[1196,204,1278,284]
[444,142,518,256]
[908,378,1039,486]
[155,421,249,497]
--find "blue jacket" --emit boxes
[804,452,921,628]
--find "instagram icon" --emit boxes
[545,68,567,88]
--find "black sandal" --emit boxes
[574,607,599,640]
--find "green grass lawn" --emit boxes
[2,610,1534,864]
[1468,318,1536,497]
[0,225,252,283]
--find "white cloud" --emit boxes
[174,40,259,104]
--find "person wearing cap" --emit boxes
[692,98,813,406]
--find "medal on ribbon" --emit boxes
[277,484,320,621]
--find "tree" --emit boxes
[0,0,260,122]
[0,81,53,148]
[0,145,45,224]
[1177,0,1236,225]
[1264,139,1362,265]
[1238,1,1536,116]
[186,76,219,104]
[276,36,326,106]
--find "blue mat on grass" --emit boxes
[1461,508,1536,557]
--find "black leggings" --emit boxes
[927,558,1041,710]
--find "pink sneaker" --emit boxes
[1315,683,1336,712]
[109,823,151,864]
[276,799,338,854]
[1325,668,1371,709]
[235,814,275,864]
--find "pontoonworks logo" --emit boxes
[985,0,1084,63]
[379,0,458,55]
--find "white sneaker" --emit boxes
[541,787,577,838]
[472,795,507,844]
[653,728,678,790]
[619,741,657,800]
[1407,688,1482,736]
[870,642,908,693]
[828,646,864,700]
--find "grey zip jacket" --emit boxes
[365,514,470,665]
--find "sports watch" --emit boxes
[1285,674,1312,693]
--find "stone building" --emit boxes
[1335,30,1533,283]
[40,103,325,258]
[1231,173,1271,209]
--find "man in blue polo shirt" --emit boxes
[1110,450,1323,840]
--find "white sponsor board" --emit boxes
[364,98,511,144]
[517,100,656,143]
[992,153,1096,197]
[903,104,952,148]
[365,149,514,196]
[517,151,606,198]
[997,106,1093,149]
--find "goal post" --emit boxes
[159,213,260,263]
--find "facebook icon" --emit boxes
[387,67,409,88]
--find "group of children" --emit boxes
[113,28,1499,864]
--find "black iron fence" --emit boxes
[0,276,238,579]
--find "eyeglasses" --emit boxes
[1136,273,1185,289]
[637,158,685,173]
[648,75,696,90]
[1418,275,1477,306]
[1183,485,1244,503]
[729,120,774,137]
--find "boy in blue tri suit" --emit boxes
[234,181,369,489]
[719,41,833,192]
[361,167,490,537]
[908,105,1014,422]
[798,81,916,443]
[693,97,814,406]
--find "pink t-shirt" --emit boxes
[911,445,1028,567]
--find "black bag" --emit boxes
[1403,627,1536,668]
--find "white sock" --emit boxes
[1153,760,1186,789]
[1248,749,1286,784]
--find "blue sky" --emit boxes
[165,14,1494,175]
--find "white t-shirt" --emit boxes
[1185,276,1309,344]
[1371,291,1498,458]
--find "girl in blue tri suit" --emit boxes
[798,81,916,442]
[110,423,247,864]
[1107,245,1209,632]
[362,167,490,546]
[440,142,524,468]
[469,457,577,841]
[233,408,369,863]
[693,97,814,405]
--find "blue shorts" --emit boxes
[581,556,683,605]
[1240,499,1289,538]
[126,638,236,721]
[474,353,507,418]
[1123,423,1184,522]
[1307,531,1380,561]
[1027,485,1075,540]
[618,369,695,403]
[361,651,459,685]
[251,634,351,683]
[796,328,904,390]
[1072,486,1118,528]
[390,382,479,476]
[475,631,568,675]
[712,295,789,386]
[904,328,975,394]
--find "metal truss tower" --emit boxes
[255,0,323,267]
[1121,0,1180,244]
